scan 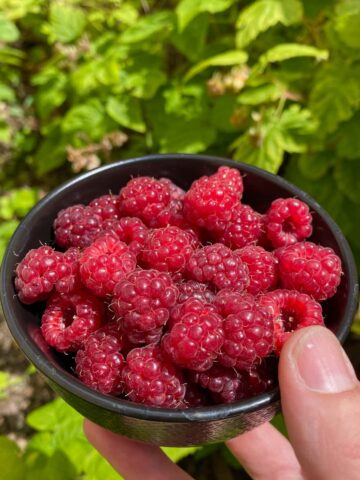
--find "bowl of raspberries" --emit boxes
[1,154,357,446]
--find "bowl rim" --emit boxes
[1,153,358,423]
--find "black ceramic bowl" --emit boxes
[1,154,358,446]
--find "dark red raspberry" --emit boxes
[177,280,215,305]
[142,226,198,273]
[75,329,125,395]
[235,246,278,295]
[54,204,103,249]
[183,383,209,407]
[259,289,324,354]
[161,298,224,371]
[265,198,313,248]
[41,290,104,352]
[183,175,240,232]
[219,295,274,370]
[112,269,178,344]
[100,217,148,255]
[89,194,121,221]
[214,166,243,195]
[236,361,277,400]
[187,244,249,291]
[150,200,187,229]
[122,344,185,408]
[190,365,241,404]
[79,235,136,297]
[276,241,342,301]
[169,296,217,331]
[214,289,254,317]
[159,178,185,201]
[215,204,263,249]
[119,177,171,226]
[15,246,79,304]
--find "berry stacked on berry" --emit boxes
[14,166,343,409]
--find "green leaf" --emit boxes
[334,157,360,205]
[0,14,20,42]
[83,449,122,480]
[171,12,209,62]
[26,432,56,457]
[0,371,22,398]
[185,50,248,81]
[34,74,67,119]
[336,111,360,159]
[238,83,282,105]
[121,52,166,99]
[62,101,107,140]
[236,0,303,48]
[334,0,360,49]
[210,95,238,132]
[27,397,80,432]
[106,96,145,133]
[176,0,236,31]
[310,62,360,133]
[298,152,332,180]
[34,125,68,175]
[49,4,86,43]
[120,11,174,43]
[0,83,16,102]
[9,187,38,217]
[0,436,25,480]
[162,447,199,462]
[257,43,328,71]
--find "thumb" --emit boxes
[279,326,360,480]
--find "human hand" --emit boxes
[84,326,360,479]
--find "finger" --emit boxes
[226,422,302,480]
[279,326,360,480]
[83,419,192,480]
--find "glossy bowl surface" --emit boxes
[1,154,358,446]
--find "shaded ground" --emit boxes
[0,312,359,479]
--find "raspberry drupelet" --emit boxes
[75,328,125,395]
[122,344,185,408]
[41,290,104,352]
[259,289,324,353]
[176,280,215,305]
[168,296,218,331]
[187,243,249,291]
[119,177,171,226]
[162,298,224,371]
[215,204,263,249]
[112,269,179,344]
[15,245,80,304]
[54,204,103,249]
[276,241,342,301]
[100,217,148,256]
[79,235,136,297]
[235,245,278,295]
[89,194,121,221]
[142,226,198,273]
[264,197,313,248]
[189,365,242,404]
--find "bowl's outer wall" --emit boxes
[1,154,358,446]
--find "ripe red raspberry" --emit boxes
[41,290,104,352]
[169,296,217,331]
[187,244,249,291]
[89,194,121,221]
[276,241,342,301]
[177,280,215,305]
[214,166,243,195]
[150,199,187,229]
[15,246,80,304]
[112,269,178,344]
[259,289,324,353]
[235,246,278,295]
[161,298,224,371]
[142,226,198,273]
[79,235,136,297]
[265,198,313,248]
[159,178,185,201]
[236,361,277,400]
[119,177,171,226]
[54,204,103,249]
[190,365,241,404]
[100,217,148,255]
[215,204,263,249]
[75,329,125,395]
[183,176,240,232]
[183,383,209,407]
[122,344,185,408]
[214,289,254,317]
[219,295,274,370]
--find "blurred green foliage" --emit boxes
[0,0,359,265]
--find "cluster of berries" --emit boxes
[14,166,342,409]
